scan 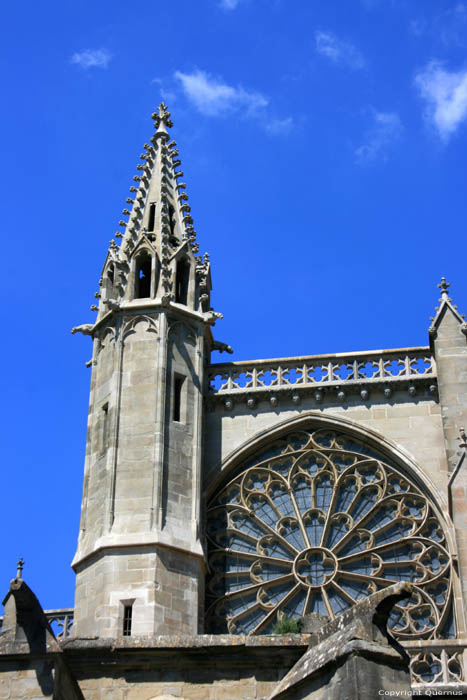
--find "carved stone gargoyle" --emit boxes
[268,582,412,700]
[212,339,234,354]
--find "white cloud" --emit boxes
[415,61,467,140]
[355,110,403,162]
[174,69,268,117]
[264,117,294,134]
[71,49,111,69]
[172,69,292,134]
[411,3,467,46]
[315,31,365,70]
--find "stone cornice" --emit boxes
[71,532,206,572]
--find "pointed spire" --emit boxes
[84,103,224,322]
[429,276,467,344]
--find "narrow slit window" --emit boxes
[173,375,185,422]
[148,203,156,232]
[175,259,190,305]
[123,604,133,636]
[101,403,109,453]
[135,252,152,299]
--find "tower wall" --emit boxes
[433,305,467,470]
[432,302,467,623]
[72,308,206,638]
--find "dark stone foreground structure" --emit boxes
[2,104,467,698]
[268,583,412,700]
[1,574,415,699]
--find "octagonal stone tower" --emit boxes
[71,105,221,637]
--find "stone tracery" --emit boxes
[206,428,454,640]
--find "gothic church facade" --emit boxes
[1,104,467,699]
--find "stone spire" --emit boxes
[119,102,197,253]
[85,103,217,323]
[429,276,466,340]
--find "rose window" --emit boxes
[206,429,454,639]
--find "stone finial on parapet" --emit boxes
[268,582,412,700]
[438,276,451,301]
[15,557,24,581]
[429,277,465,339]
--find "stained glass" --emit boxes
[206,428,453,639]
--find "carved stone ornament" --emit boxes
[71,324,94,336]
[122,315,158,341]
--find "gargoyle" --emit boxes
[71,324,94,336]
[205,310,223,326]
[104,299,121,311]
[212,340,233,354]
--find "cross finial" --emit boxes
[151,103,173,134]
[438,277,451,300]
[16,557,24,580]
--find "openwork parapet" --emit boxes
[0,608,74,639]
[207,347,436,402]
[45,608,74,638]
[407,641,467,688]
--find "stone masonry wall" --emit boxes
[75,668,284,700]
[73,546,203,638]
[0,662,54,699]
[63,637,307,700]
[204,391,448,497]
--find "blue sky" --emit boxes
[1,0,467,611]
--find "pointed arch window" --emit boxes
[175,258,190,305]
[134,251,152,299]
[206,428,454,642]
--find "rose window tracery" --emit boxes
[205,429,454,639]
